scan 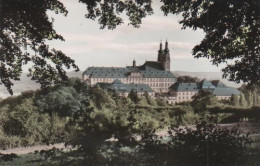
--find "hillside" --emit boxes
[0,71,241,99]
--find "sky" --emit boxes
[46,0,227,72]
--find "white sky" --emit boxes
[46,0,227,72]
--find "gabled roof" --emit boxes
[216,81,227,87]
[112,79,123,85]
[140,61,164,70]
[83,61,176,79]
[170,80,240,96]
[99,80,154,93]
[202,79,215,89]
[214,87,240,96]
[126,84,154,93]
[170,82,200,92]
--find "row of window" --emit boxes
[177,92,197,96]
[153,88,169,91]
[178,97,192,100]
[150,83,172,87]
[91,78,174,82]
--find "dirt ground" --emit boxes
[0,143,66,155]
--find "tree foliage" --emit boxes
[191,90,218,113]
[0,0,79,95]
[79,0,153,29]
[139,121,255,166]
[160,0,260,86]
[177,75,200,83]
[238,84,260,107]
[0,78,259,165]
[128,89,140,104]
[34,86,85,117]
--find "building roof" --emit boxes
[83,61,176,78]
[99,79,154,93]
[170,80,240,96]
[202,79,216,89]
[214,87,240,96]
[169,82,200,92]
[140,61,164,70]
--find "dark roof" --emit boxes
[139,61,164,70]
[83,67,128,78]
[83,61,176,78]
[214,87,240,96]
[112,79,123,85]
[100,79,154,93]
[216,81,227,87]
[170,80,240,96]
[170,82,200,92]
[202,79,215,89]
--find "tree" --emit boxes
[211,80,220,87]
[78,0,153,29]
[89,86,116,109]
[239,84,260,106]
[231,94,240,107]
[155,97,167,106]
[144,91,157,106]
[177,76,200,83]
[160,0,260,86]
[125,121,256,166]
[239,93,247,107]
[191,90,218,113]
[128,89,140,104]
[166,121,253,166]
[0,0,78,95]
[34,86,84,117]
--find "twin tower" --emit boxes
[158,40,171,71]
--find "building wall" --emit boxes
[83,75,175,93]
[169,87,198,103]
[174,91,198,103]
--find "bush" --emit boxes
[156,98,167,106]
[138,121,256,166]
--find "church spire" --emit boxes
[164,39,169,53]
[158,40,163,62]
[162,39,170,71]
[133,59,136,67]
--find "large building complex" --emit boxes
[83,40,240,104]
[83,41,177,93]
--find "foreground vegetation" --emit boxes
[0,78,259,165]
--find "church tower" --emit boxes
[162,40,170,71]
[157,41,163,63]
[133,59,136,67]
